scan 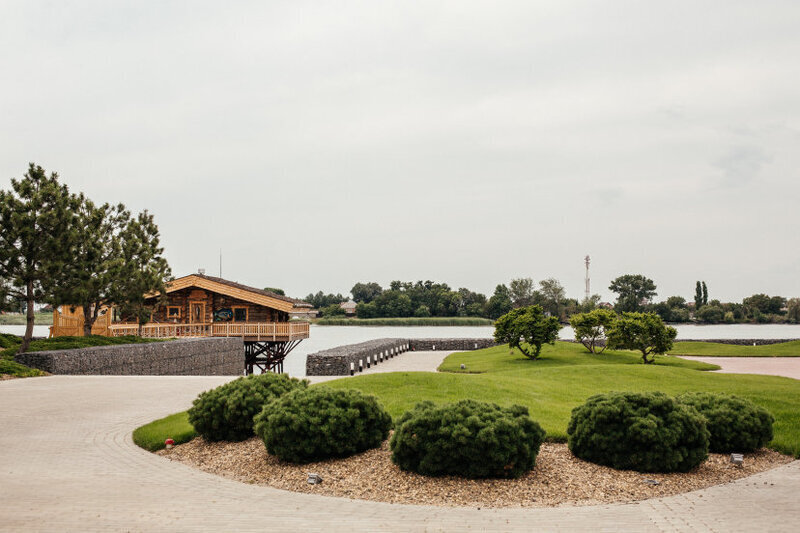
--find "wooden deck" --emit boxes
[107,321,310,341]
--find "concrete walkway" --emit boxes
[1,356,799,531]
[678,356,800,380]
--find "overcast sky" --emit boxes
[2,1,799,303]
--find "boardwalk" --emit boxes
[1,355,799,532]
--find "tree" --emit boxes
[509,278,535,308]
[695,305,724,324]
[570,309,616,353]
[51,197,130,336]
[694,281,703,310]
[538,277,566,318]
[609,274,657,313]
[493,305,561,360]
[304,291,345,309]
[786,298,800,323]
[110,210,172,333]
[321,304,346,317]
[486,284,513,319]
[350,282,383,303]
[263,287,285,296]
[606,312,677,364]
[0,164,79,352]
[702,281,708,306]
[578,294,601,313]
[666,296,687,309]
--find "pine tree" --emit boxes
[0,164,79,352]
[110,210,171,333]
[694,281,703,310]
[702,281,708,306]
[51,197,131,335]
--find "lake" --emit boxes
[3,323,800,377]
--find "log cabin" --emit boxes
[51,273,312,373]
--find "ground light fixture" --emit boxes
[307,473,323,485]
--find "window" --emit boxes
[167,306,181,319]
[233,307,248,322]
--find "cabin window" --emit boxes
[233,307,248,322]
[167,306,181,319]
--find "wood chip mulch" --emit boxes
[157,436,792,508]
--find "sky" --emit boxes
[2,0,799,303]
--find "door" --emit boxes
[190,302,206,324]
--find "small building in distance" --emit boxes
[339,300,358,317]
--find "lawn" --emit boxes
[134,341,800,457]
[320,342,800,456]
[669,340,800,357]
[0,334,168,378]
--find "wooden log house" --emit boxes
[51,273,312,373]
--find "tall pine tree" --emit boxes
[694,281,703,310]
[0,164,79,352]
[51,197,131,336]
[110,210,171,333]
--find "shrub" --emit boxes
[188,373,307,441]
[254,387,391,463]
[567,391,709,472]
[606,312,677,364]
[390,400,546,479]
[677,392,774,452]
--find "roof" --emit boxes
[340,300,358,309]
[163,274,312,313]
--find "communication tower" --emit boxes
[584,255,591,300]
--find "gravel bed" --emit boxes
[158,437,792,508]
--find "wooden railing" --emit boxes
[107,321,310,341]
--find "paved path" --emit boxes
[679,356,800,380]
[1,357,799,532]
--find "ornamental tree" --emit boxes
[606,312,677,364]
[0,164,79,352]
[493,305,561,360]
[569,308,617,353]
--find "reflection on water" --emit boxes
[3,323,800,378]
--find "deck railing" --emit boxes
[107,321,310,340]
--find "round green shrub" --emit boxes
[677,392,774,452]
[188,373,307,442]
[254,387,392,463]
[567,391,709,473]
[389,400,546,479]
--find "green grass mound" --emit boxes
[133,412,196,452]
[254,388,391,463]
[567,391,709,473]
[390,400,545,479]
[188,373,308,442]
[677,392,774,452]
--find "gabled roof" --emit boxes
[164,274,311,313]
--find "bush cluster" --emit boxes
[677,392,774,452]
[390,400,546,479]
[188,373,307,441]
[567,392,709,473]
[254,387,391,463]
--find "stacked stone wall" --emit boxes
[15,338,243,376]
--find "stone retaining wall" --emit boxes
[305,339,410,376]
[672,338,799,346]
[15,338,244,376]
[305,338,496,376]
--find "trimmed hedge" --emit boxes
[188,373,307,441]
[254,387,391,463]
[567,391,709,473]
[390,400,546,479]
[677,392,774,452]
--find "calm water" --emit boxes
[4,323,800,377]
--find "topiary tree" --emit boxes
[569,308,617,353]
[676,392,774,452]
[254,387,391,463]
[493,305,561,360]
[567,391,709,473]
[390,400,545,479]
[606,312,677,364]
[188,373,308,441]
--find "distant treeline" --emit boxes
[303,276,800,325]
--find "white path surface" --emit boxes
[1,356,799,532]
[678,356,800,380]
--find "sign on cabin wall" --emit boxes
[189,289,207,300]
[214,308,233,322]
